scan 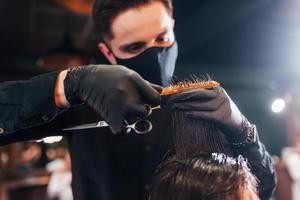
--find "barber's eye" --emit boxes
[156,35,169,43]
[125,44,144,53]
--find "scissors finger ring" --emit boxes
[123,119,153,134]
[145,105,161,117]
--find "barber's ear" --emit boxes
[98,42,117,64]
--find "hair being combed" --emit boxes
[169,76,234,158]
[172,110,234,159]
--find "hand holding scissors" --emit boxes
[63,105,160,134]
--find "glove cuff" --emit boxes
[64,67,84,105]
[229,117,257,148]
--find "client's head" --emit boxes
[150,79,259,199]
[148,152,259,200]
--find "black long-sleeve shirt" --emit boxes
[0,71,276,200]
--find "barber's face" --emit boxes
[98,1,175,63]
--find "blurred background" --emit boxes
[1,0,300,199]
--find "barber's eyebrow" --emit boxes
[156,30,168,37]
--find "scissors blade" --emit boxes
[62,105,160,132]
[63,121,109,131]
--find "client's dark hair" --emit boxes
[148,152,258,200]
[171,110,234,158]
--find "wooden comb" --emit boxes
[161,80,220,96]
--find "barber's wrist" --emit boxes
[55,70,71,109]
[63,67,84,105]
[229,118,257,148]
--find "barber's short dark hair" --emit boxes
[92,0,173,40]
[148,152,258,200]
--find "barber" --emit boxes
[0,0,276,199]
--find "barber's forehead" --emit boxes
[110,1,172,44]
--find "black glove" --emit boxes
[64,65,162,134]
[166,86,249,143]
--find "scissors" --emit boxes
[63,105,161,134]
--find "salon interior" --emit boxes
[0,0,299,199]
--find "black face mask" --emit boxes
[115,41,178,86]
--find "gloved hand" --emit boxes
[64,65,162,134]
[166,86,248,142]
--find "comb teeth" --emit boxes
[161,75,219,96]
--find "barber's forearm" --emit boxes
[238,132,276,199]
[0,71,63,134]
[55,70,71,109]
